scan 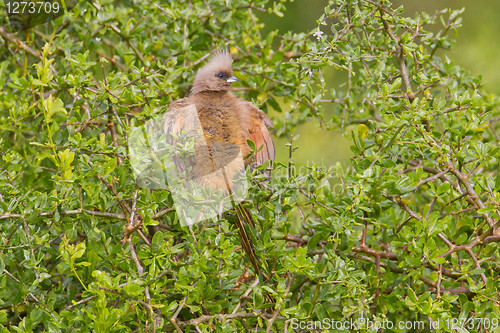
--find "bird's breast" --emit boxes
[197,105,237,136]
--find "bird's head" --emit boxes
[191,50,239,94]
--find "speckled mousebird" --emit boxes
[164,50,275,277]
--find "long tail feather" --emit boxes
[235,203,262,276]
[220,166,266,279]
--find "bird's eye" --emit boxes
[216,73,224,79]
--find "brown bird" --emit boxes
[164,50,275,277]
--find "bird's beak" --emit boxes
[226,75,239,83]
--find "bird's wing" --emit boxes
[166,98,190,113]
[164,98,196,137]
[162,98,203,185]
[242,102,275,167]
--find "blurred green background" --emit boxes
[257,0,500,170]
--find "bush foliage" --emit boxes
[1,0,500,331]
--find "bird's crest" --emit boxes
[192,50,234,94]
[203,50,233,74]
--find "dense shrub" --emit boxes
[1,0,499,331]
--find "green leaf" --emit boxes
[151,231,164,252]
